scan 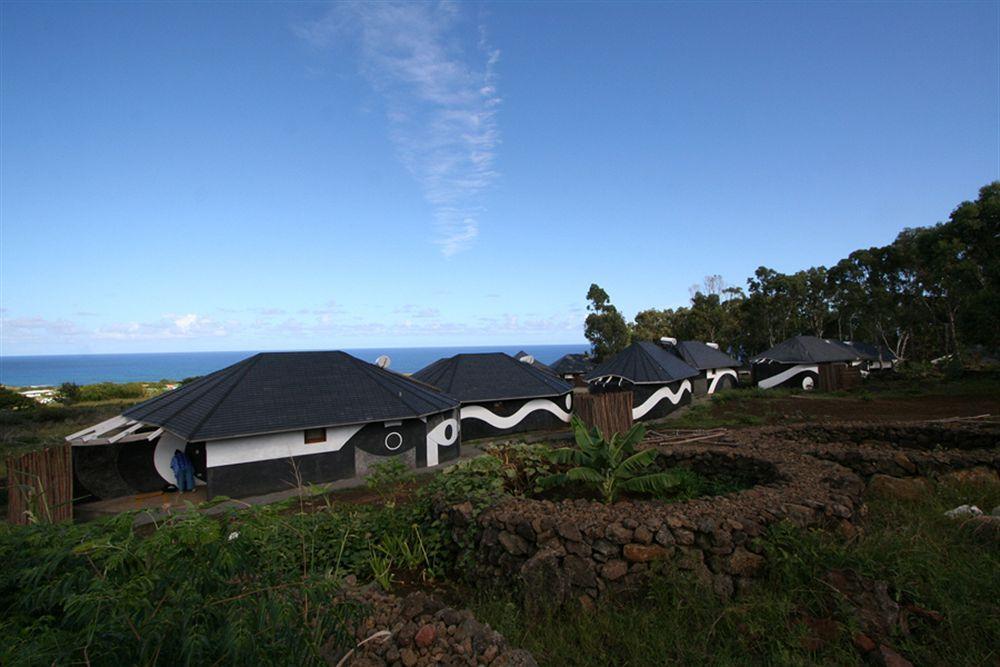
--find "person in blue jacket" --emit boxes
[170,449,195,492]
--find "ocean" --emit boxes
[0,344,590,387]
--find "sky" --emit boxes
[1,1,997,356]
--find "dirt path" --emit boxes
[730,393,999,424]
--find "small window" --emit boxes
[304,428,326,444]
[384,431,403,451]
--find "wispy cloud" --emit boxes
[298,2,501,256]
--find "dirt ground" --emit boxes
[708,392,999,425]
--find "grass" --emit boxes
[467,478,1000,666]
[0,400,137,461]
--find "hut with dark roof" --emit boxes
[511,350,557,376]
[840,341,898,371]
[550,353,596,387]
[750,335,862,391]
[412,353,573,440]
[661,339,741,395]
[585,341,700,421]
[66,351,461,500]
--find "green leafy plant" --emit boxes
[482,442,555,495]
[364,459,413,499]
[367,541,394,590]
[540,416,683,504]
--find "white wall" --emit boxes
[153,430,195,484]
[205,423,364,468]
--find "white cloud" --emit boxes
[298,1,501,256]
[95,314,232,341]
[1,300,582,352]
[1,316,86,341]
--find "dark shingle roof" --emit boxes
[585,341,700,384]
[750,336,861,364]
[511,351,556,375]
[551,353,595,375]
[123,351,459,441]
[669,341,740,370]
[412,353,571,402]
[840,341,897,362]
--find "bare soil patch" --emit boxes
[713,392,999,425]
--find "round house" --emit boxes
[412,352,573,440]
[660,339,741,395]
[550,353,596,387]
[750,335,862,391]
[66,351,461,500]
[585,341,700,421]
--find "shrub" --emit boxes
[0,387,36,411]
[540,417,684,504]
[57,382,81,403]
[77,382,146,402]
[0,512,363,665]
[482,442,555,496]
[364,459,414,498]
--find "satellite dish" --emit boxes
[705,342,720,350]
[375,355,391,369]
[659,337,677,346]
[518,354,535,364]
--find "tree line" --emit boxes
[585,182,999,363]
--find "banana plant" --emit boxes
[540,416,682,504]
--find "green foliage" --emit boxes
[470,478,1000,666]
[0,511,364,666]
[0,386,36,411]
[0,401,132,459]
[541,417,683,503]
[76,382,146,402]
[482,442,555,496]
[584,283,630,362]
[364,459,414,498]
[632,276,744,350]
[0,442,521,663]
[57,382,81,403]
[616,182,1000,363]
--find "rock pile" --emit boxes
[330,589,535,667]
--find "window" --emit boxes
[384,431,403,450]
[304,428,326,444]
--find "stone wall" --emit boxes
[767,422,1000,478]
[474,447,863,609]
[770,422,999,452]
[457,421,999,610]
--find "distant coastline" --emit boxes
[0,344,589,387]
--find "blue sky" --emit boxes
[2,1,997,355]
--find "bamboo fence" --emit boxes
[6,445,73,525]
[573,392,634,437]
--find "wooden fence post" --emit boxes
[573,392,634,437]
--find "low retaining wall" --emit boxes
[767,422,1000,478]
[457,421,999,610]
[770,422,999,451]
[474,446,864,608]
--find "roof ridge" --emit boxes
[124,358,250,425]
[508,354,571,392]
[186,353,264,440]
[124,363,228,415]
[352,354,428,417]
[442,356,461,394]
